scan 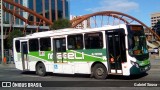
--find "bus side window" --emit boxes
[84,32,103,49]
[15,40,20,52]
[29,39,39,51]
[67,34,83,50]
[55,38,66,52]
[40,37,51,51]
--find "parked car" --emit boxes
[148,47,159,54]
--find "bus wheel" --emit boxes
[93,64,107,79]
[36,63,46,76]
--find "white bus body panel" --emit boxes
[13,24,132,75]
[74,62,90,74]
[62,63,74,74]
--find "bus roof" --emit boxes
[14,24,128,40]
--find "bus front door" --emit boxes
[21,41,28,70]
[106,30,126,74]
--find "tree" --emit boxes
[50,19,71,30]
[7,29,24,49]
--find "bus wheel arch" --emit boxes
[91,62,108,79]
[36,61,46,76]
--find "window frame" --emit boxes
[29,38,39,52]
[67,34,84,50]
[15,40,20,52]
[40,37,51,51]
[84,32,103,49]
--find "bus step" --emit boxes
[108,73,123,75]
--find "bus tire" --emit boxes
[92,63,107,79]
[36,63,46,76]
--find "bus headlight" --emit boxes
[131,61,139,68]
[135,63,139,68]
[131,61,135,65]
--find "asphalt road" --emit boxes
[0,65,160,81]
[0,59,160,81]
[0,59,160,90]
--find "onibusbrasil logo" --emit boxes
[1,82,42,88]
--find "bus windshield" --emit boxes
[128,25,149,56]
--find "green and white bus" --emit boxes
[13,24,150,79]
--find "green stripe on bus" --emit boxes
[28,49,107,62]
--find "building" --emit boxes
[151,12,160,39]
[4,0,24,25]
[3,0,69,26]
[70,15,90,29]
[151,12,160,29]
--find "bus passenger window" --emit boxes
[40,38,51,51]
[15,40,20,52]
[67,34,83,50]
[29,39,39,51]
[84,32,103,49]
[55,38,66,52]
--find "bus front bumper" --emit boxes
[130,64,151,75]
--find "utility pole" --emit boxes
[0,0,4,64]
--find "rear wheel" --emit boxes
[36,63,46,76]
[92,64,107,79]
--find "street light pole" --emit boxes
[1,0,4,64]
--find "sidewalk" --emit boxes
[150,59,160,65]
[0,63,15,68]
[150,54,160,66]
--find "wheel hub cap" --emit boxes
[97,68,104,76]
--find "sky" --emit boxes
[70,0,160,26]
